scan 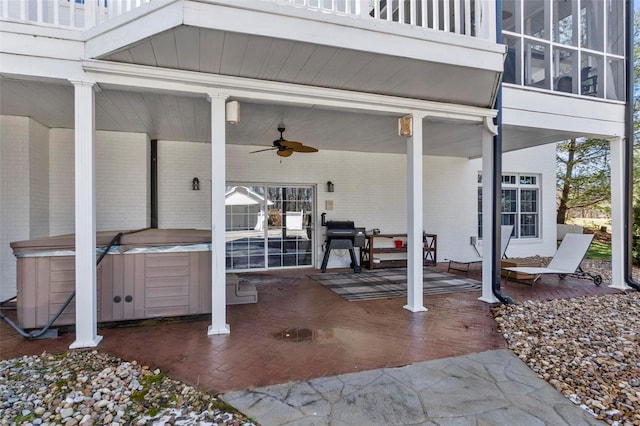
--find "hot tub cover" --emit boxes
[11,228,212,255]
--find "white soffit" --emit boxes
[82,59,496,122]
[86,1,503,108]
[502,86,626,138]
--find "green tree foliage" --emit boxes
[632,11,640,262]
[556,138,610,224]
[623,11,640,263]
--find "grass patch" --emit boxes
[130,372,168,404]
[586,239,611,260]
[210,399,236,413]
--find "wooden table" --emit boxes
[360,233,437,269]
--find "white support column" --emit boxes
[479,118,499,303]
[609,137,630,290]
[477,0,496,41]
[208,93,231,335]
[69,80,102,349]
[404,113,427,313]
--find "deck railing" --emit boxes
[284,0,494,40]
[0,0,151,29]
[0,0,494,41]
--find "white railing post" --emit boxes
[19,0,26,20]
[53,0,60,26]
[476,0,496,41]
[69,0,76,27]
[399,0,405,23]
[356,0,369,17]
[98,0,107,25]
[85,0,96,29]
[36,0,43,23]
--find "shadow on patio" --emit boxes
[0,264,620,394]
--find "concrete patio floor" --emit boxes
[0,264,619,397]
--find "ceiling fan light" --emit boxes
[277,149,293,157]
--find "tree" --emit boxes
[556,138,610,224]
[632,11,640,261]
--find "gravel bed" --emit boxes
[493,292,640,425]
[0,350,256,425]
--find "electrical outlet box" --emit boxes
[470,236,477,246]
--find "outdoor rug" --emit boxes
[309,268,481,301]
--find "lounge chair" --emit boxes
[447,225,514,273]
[503,233,602,286]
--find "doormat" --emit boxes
[309,268,481,301]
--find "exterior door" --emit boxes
[225,184,314,271]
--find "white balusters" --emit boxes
[0,0,491,41]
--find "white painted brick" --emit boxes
[157,140,212,229]
[49,129,149,234]
[0,116,48,300]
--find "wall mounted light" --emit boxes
[327,181,334,192]
[192,177,200,190]
[398,115,412,137]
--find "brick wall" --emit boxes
[157,141,212,229]
[29,119,49,238]
[0,116,50,300]
[469,143,558,258]
[49,129,149,234]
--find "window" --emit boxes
[478,173,541,239]
[502,0,625,101]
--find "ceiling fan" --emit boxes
[250,126,318,157]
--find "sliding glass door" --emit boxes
[225,184,314,271]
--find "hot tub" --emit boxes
[11,229,257,329]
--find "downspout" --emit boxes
[492,0,514,304]
[624,0,640,291]
[150,139,158,229]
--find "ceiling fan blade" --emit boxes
[279,140,303,149]
[292,145,318,153]
[277,149,293,157]
[249,147,277,154]
[280,141,318,153]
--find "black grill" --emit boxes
[321,221,364,273]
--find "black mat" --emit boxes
[309,268,482,301]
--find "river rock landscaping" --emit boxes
[493,291,640,425]
[0,350,255,425]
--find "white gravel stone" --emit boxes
[493,291,640,425]
[0,351,255,425]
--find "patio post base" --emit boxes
[70,335,103,349]
[208,324,231,335]
[403,304,428,313]
[478,295,500,304]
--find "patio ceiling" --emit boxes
[0,77,573,158]
[102,26,501,109]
